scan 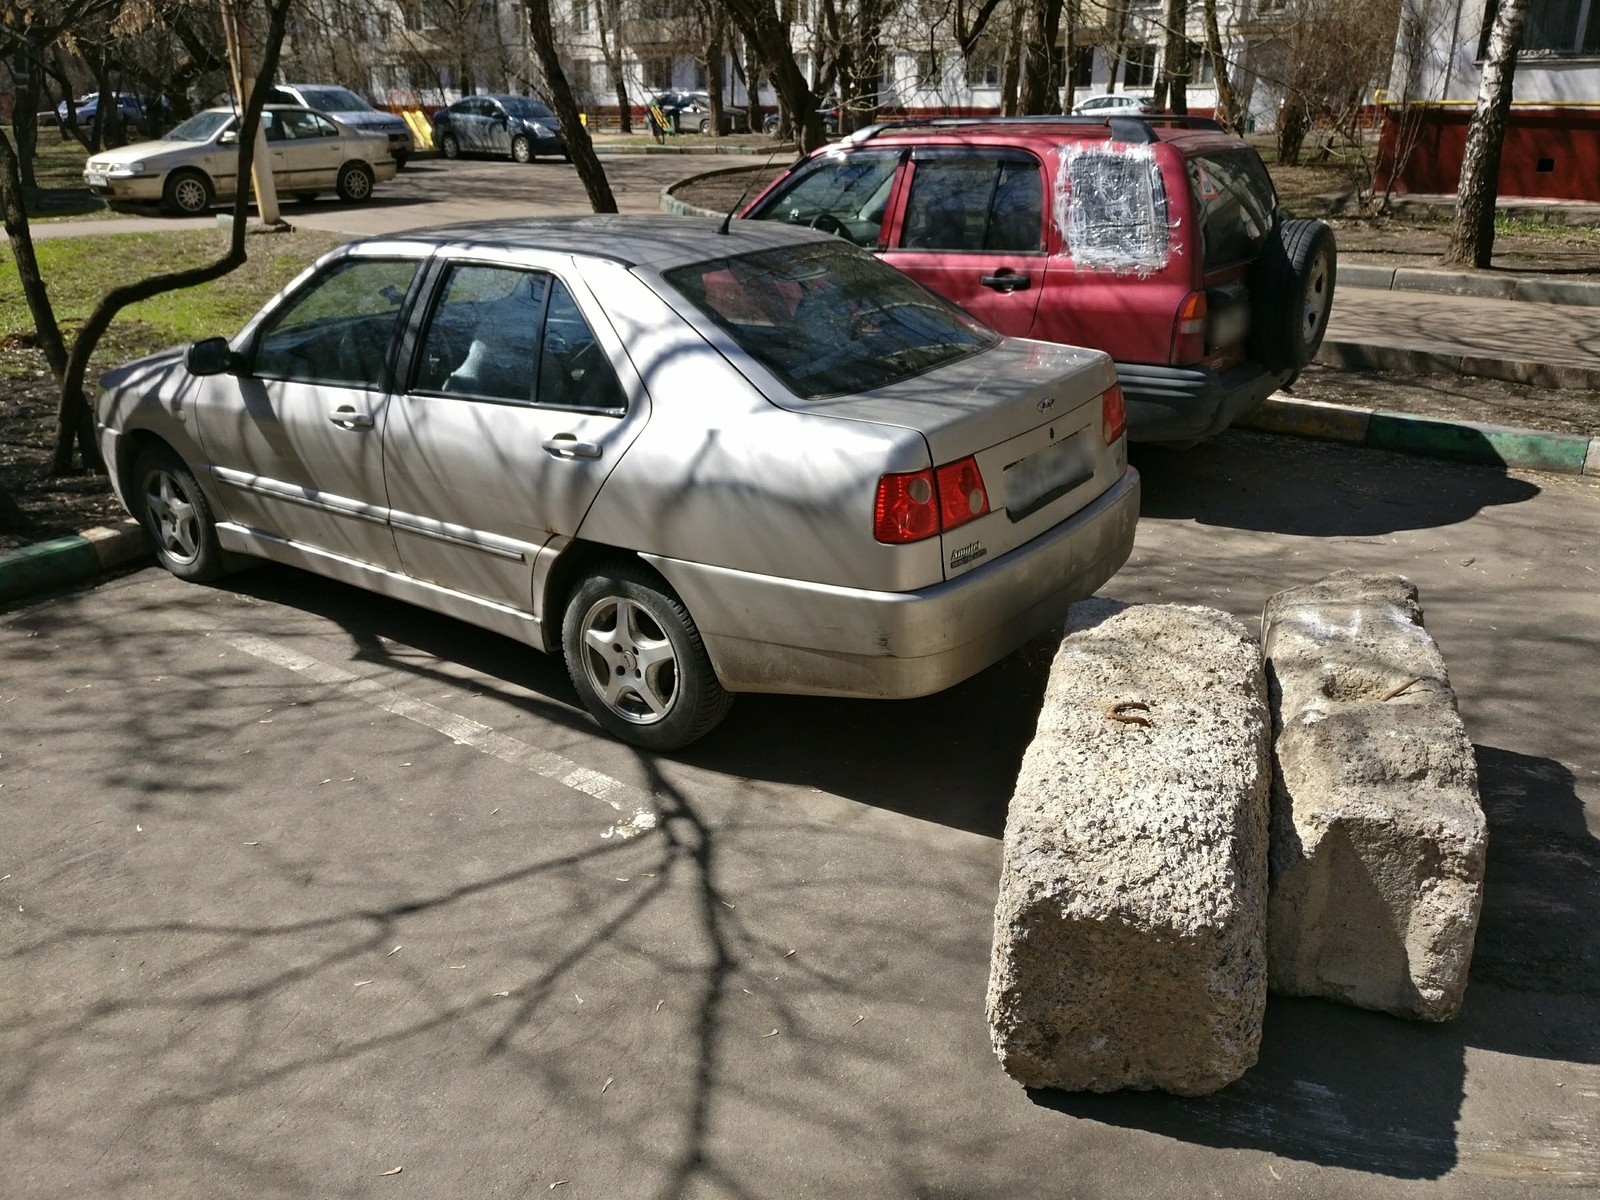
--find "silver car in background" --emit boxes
[95,217,1139,749]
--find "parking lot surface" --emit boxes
[3,432,1596,1198]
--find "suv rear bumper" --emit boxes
[1117,360,1291,443]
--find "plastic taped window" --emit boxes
[1054,143,1174,274]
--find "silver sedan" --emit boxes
[95,217,1139,749]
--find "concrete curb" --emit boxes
[1315,338,1600,390]
[1236,396,1598,476]
[1340,261,1600,307]
[0,519,148,606]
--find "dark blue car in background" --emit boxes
[57,91,146,128]
[430,94,568,163]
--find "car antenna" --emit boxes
[718,137,789,235]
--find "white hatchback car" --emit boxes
[83,104,396,215]
[96,217,1139,749]
[1071,94,1155,117]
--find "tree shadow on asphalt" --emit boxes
[1132,432,1542,538]
[1031,743,1600,1180]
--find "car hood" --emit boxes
[85,138,213,167]
[329,110,409,133]
[771,336,1116,464]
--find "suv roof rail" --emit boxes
[840,113,1228,146]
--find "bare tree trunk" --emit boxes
[52,0,297,476]
[1000,0,1023,116]
[0,128,70,382]
[1018,0,1063,114]
[1152,0,1186,111]
[1443,0,1526,268]
[723,0,823,152]
[1104,0,1128,94]
[526,0,617,212]
[1202,0,1240,131]
[9,45,43,196]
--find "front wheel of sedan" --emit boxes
[511,134,533,163]
[130,445,226,583]
[562,563,731,751]
[336,161,375,202]
[162,168,213,216]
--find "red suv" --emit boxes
[741,115,1336,443]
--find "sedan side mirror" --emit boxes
[186,336,241,376]
[219,130,238,145]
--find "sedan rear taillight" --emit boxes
[1101,384,1127,445]
[875,455,990,544]
[1171,291,1207,364]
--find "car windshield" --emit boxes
[664,241,997,399]
[502,97,554,120]
[165,111,235,142]
[299,87,372,114]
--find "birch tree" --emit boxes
[1443,0,1526,267]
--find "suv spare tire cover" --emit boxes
[1247,218,1337,372]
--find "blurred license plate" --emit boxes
[86,173,108,187]
[1004,432,1091,520]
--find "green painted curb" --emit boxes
[0,535,102,604]
[1366,412,1594,473]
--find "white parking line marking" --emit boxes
[224,632,659,831]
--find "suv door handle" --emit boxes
[980,269,1032,293]
[542,434,601,459]
[329,406,375,429]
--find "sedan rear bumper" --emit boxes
[646,466,1140,698]
[1118,360,1290,443]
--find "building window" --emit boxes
[643,57,672,92]
[569,59,592,98]
[692,61,707,89]
[574,0,589,31]
[966,43,1002,88]
[916,50,939,87]
[1123,44,1157,88]
[1482,0,1600,55]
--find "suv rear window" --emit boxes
[664,241,996,399]
[1187,151,1277,270]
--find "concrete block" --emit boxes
[1262,571,1486,1021]
[987,601,1271,1097]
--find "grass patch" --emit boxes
[1,227,339,381]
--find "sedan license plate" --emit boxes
[86,173,108,187]
[1004,432,1092,521]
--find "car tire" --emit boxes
[698,117,712,135]
[1248,218,1337,372]
[130,445,227,583]
[162,169,213,216]
[511,134,533,163]
[562,562,732,751]
[393,151,409,170]
[439,131,461,159]
[336,161,375,203]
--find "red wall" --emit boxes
[1377,107,1600,202]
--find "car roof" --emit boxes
[832,114,1242,152]
[365,215,841,269]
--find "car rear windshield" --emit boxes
[299,87,372,113]
[1187,150,1277,270]
[663,241,997,399]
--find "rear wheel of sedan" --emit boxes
[511,134,533,163]
[336,161,374,202]
[562,563,731,751]
[162,168,213,216]
[1249,218,1338,372]
[439,132,461,159]
[130,445,226,583]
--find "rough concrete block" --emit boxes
[987,601,1271,1097]
[1262,571,1486,1021]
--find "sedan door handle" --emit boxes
[980,269,1032,293]
[542,434,602,459]
[329,406,375,430]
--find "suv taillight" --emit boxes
[1171,291,1207,364]
[1101,384,1127,445]
[874,456,990,544]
